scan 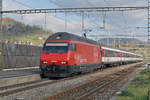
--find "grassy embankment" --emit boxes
[118,68,150,100]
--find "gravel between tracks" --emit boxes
[0,63,143,100]
[89,66,146,100]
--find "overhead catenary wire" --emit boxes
[47,0,59,7]
[3,0,148,41]
[84,0,106,32]
[103,0,111,6]
[102,11,106,29]
[13,0,32,8]
[121,11,135,39]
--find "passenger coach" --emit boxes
[101,46,143,66]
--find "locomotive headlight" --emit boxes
[41,61,48,64]
[43,61,48,64]
[61,61,67,64]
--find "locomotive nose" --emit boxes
[51,62,56,72]
[52,62,56,65]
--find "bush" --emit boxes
[120,90,134,97]
[132,77,142,82]
[140,69,150,75]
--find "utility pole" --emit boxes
[44,13,47,41]
[65,11,67,32]
[0,0,2,71]
[102,11,106,29]
[147,0,150,63]
[82,12,85,33]
[82,12,86,37]
[106,29,109,46]
[148,0,150,40]
[0,0,2,40]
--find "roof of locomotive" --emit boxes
[47,32,99,45]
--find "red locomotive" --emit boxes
[40,32,143,77]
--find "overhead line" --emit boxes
[1,6,148,14]
[13,0,32,8]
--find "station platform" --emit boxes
[0,67,41,87]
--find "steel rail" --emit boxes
[43,62,144,100]
[76,68,135,100]
[0,80,58,97]
[0,79,48,91]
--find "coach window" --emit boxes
[116,52,119,57]
[104,50,108,57]
[110,50,113,57]
[114,51,117,57]
[69,44,76,51]
[124,53,127,57]
[105,50,110,57]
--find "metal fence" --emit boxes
[1,42,42,69]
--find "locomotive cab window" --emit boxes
[43,42,68,53]
[68,44,76,51]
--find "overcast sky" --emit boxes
[3,0,148,41]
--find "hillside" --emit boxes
[1,17,53,45]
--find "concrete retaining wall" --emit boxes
[1,43,42,69]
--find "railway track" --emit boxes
[43,62,144,100]
[0,79,48,91]
[0,62,144,98]
[0,79,57,97]
[0,65,112,97]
